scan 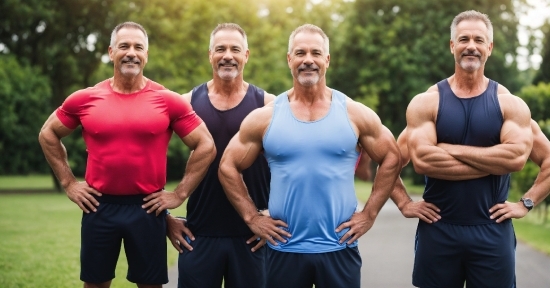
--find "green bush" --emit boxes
[0,55,52,174]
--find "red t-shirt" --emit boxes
[56,79,202,195]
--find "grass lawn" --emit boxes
[0,174,55,190]
[0,186,186,288]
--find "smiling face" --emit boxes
[287,31,330,87]
[450,19,493,72]
[108,27,148,77]
[209,29,249,81]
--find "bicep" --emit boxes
[180,122,212,150]
[40,112,74,139]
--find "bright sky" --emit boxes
[517,0,550,70]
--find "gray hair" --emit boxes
[109,21,149,50]
[450,10,493,42]
[288,24,330,54]
[209,23,248,51]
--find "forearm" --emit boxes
[442,143,529,175]
[218,166,259,224]
[413,146,488,180]
[523,162,550,206]
[361,154,400,218]
[389,178,413,211]
[38,131,77,189]
[173,144,216,201]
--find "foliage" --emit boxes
[0,55,52,174]
[519,82,550,121]
[533,22,550,84]
[331,0,526,133]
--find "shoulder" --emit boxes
[64,80,108,104]
[263,91,276,105]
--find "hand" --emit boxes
[166,215,194,253]
[142,190,185,216]
[489,201,529,223]
[401,199,441,223]
[246,235,267,252]
[247,214,291,247]
[335,212,374,245]
[65,181,102,213]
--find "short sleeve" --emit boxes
[163,91,203,138]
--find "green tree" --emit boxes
[533,22,550,84]
[0,54,52,174]
[331,0,525,134]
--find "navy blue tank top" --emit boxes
[187,83,270,236]
[423,79,510,225]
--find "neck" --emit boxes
[449,68,488,97]
[209,76,247,98]
[290,80,329,103]
[111,73,147,94]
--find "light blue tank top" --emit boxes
[263,89,359,253]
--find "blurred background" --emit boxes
[2,1,550,286]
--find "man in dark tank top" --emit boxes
[165,23,276,288]
[405,10,536,288]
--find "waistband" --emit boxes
[94,194,147,205]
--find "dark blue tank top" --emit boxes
[187,83,270,236]
[423,79,510,225]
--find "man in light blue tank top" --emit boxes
[219,24,402,288]
[406,11,534,288]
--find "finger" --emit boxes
[489,203,504,213]
[424,203,441,212]
[169,237,184,253]
[273,219,289,228]
[76,202,91,213]
[182,228,195,242]
[83,192,100,207]
[339,231,353,244]
[87,188,103,197]
[246,235,258,244]
[80,197,98,213]
[251,239,266,252]
[417,214,433,224]
[143,192,161,202]
[496,213,511,223]
[335,222,350,233]
[179,239,193,252]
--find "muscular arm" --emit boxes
[218,107,290,247]
[336,101,402,243]
[389,128,441,223]
[38,112,101,212]
[524,120,550,205]
[439,94,532,175]
[407,91,489,180]
[490,120,550,222]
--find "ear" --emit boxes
[287,53,291,68]
[326,53,330,69]
[208,49,214,65]
[244,49,250,64]
[487,42,493,57]
[449,39,454,55]
[108,46,114,61]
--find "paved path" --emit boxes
[165,198,550,287]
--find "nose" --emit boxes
[222,49,233,61]
[303,52,314,64]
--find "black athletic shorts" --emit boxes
[413,220,516,288]
[177,235,266,288]
[266,246,361,288]
[80,194,168,285]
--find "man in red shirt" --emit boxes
[38,22,215,288]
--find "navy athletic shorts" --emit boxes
[266,246,361,288]
[177,235,266,288]
[80,194,168,285]
[412,220,516,288]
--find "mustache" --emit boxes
[298,64,319,72]
[461,51,481,57]
[218,60,238,66]
[121,57,140,64]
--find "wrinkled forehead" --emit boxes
[455,20,490,40]
[211,29,246,48]
[290,31,325,51]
